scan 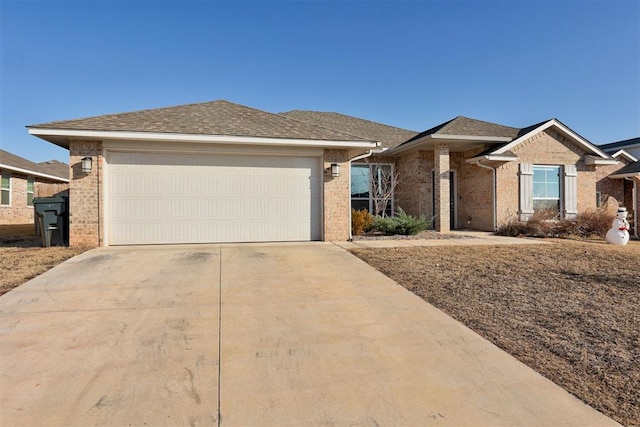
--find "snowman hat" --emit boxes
[617,207,627,213]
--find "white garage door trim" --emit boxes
[104,147,323,245]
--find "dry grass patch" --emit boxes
[1,224,88,296]
[352,240,640,426]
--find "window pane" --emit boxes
[1,172,10,189]
[533,182,546,198]
[1,190,9,205]
[351,165,370,198]
[27,192,34,207]
[533,199,559,213]
[351,199,370,212]
[532,166,560,212]
[27,177,34,192]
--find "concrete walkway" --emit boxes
[0,243,616,426]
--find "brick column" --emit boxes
[434,144,450,232]
[69,140,103,247]
[323,149,350,241]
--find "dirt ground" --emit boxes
[352,239,640,426]
[0,224,88,296]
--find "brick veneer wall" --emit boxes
[323,149,350,241]
[453,151,495,231]
[0,170,68,224]
[395,151,431,217]
[69,141,103,247]
[595,159,628,206]
[495,129,596,227]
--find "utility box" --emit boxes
[33,197,68,247]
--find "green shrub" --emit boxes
[373,207,427,235]
[351,208,374,236]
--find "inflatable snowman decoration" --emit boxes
[606,207,630,246]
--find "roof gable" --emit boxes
[491,119,611,159]
[0,149,69,181]
[28,100,371,144]
[279,110,418,149]
[401,116,521,146]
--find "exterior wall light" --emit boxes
[331,163,340,178]
[81,157,93,173]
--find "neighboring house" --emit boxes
[0,149,70,224]
[596,138,640,237]
[27,100,622,247]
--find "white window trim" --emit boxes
[1,171,11,207]
[350,162,395,216]
[27,176,35,208]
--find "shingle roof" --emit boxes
[28,100,370,142]
[279,110,418,149]
[599,137,640,152]
[401,116,522,145]
[0,149,69,180]
[37,160,70,179]
[611,160,640,176]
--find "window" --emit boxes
[27,177,35,207]
[1,171,10,206]
[532,166,560,213]
[350,163,393,216]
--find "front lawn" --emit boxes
[352,239,640,426]
[0,224,88,296]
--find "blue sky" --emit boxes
[1,0,638,163]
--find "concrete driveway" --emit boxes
[0,243,616,426]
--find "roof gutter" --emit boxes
[465,154,518,163]
[0,163,69,183]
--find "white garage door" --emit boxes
[107,151,322,245]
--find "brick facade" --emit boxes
[0,169,68,225]
[323,149,350,241]
[68,141,103,247]
[494,129,596,227]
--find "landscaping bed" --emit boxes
[0,224,88,296]
[352,239,640,426]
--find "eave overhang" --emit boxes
[610,149,639,163]
[608,172,640,179]
[386,134,512,156]
[0,163,69,183]
[28,128,381,151]
[584,155,619,166]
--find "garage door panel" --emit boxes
[108,152,321,245]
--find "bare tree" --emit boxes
[369,164,399,217]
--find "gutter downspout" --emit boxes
[625,177,638,237]
[347,150,375,240]
[475,161,497,231]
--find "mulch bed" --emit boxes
[353,230,479,241]
[352,239,640,426]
